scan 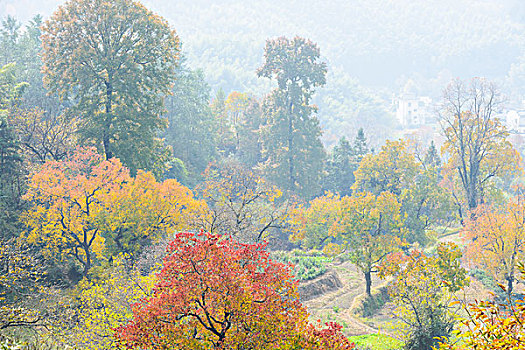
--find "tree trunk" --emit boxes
[82,244,91,278]
[364,270,372,297]
[288,98,294,193]
[103,80,113,159]
[507,276,514,295]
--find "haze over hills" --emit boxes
[2,0,525,145]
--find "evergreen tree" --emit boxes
[424,141,441,169]
[352,128,369,163]
[257,36,327,199]
[0,64,25,239]
[237,97,264,168]
[322,137,355,196]
[163,64,217,186]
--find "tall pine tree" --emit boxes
[257,37,326,199]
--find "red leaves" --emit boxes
[115,232,353,349]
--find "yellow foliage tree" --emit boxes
[352,139,453,244]
[439,263,525,350]
[379,243,468,350]
[289,191,406,296]
[57,256,157,350]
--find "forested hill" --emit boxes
[3,0,525,145]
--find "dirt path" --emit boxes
[303,260,384,336]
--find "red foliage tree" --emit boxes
[115,232,354,349]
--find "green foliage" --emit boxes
[322,128,371,196]
[347,333,403,350]
[354,287,390,318]
[163,63,217,185]
[0,64,25,239]
[41,0,180,175]
[271,250,331,281]
[258,36,327,199]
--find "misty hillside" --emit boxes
[3,0,525,145]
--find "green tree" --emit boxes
[352,128,369,163]
[0,16,20,67]
[0,63,26,239]
[163,63,217,185]
[322,129,371,196]
[41,0,180,175]
[322,137,355,196]
[424,140,441,169]
[257,36,327,199]
[237,96,264,168]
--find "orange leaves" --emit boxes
[23,148,205,277]
[115,232,354,349]
[462,199,525,293]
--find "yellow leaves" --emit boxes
[353,139,420,196]
[60,260,157,350]
[323,243,343,256]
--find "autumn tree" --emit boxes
[462,197,525,294]
[289,192,406,296]
[54,256,157,349]
[0,241,48,331]
[258,36,327,199]
[41,0,180,174]
[439,263,525,350]
[439,78,522,215]
[22,148,205,278]
[192,161,287,244]
[115,232,354,349]
[379,243,468,350]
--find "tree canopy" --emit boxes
[41,0,180,174]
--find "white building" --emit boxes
[505,109,525,134]
[394,95,434,127]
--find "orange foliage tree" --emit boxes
[462,197,525,294]
[115,232,354,350]
[22,148,205,278]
